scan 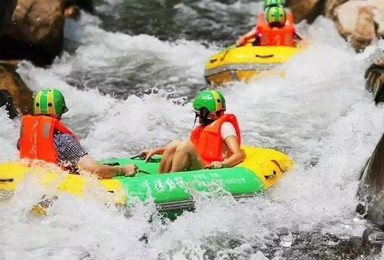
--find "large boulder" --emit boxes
[335,0,384,50]
[324,0,348,19]
[0,0,65,66]
[65,0,94,13]
[364,57,384,104]
[286,0,324,23]
[358,132,384,229]
[0,0,16,36]
[0,63,33,116]
[335,2,375,50]
[0,89,18,119]
[372,1,384,38]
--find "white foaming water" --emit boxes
[1,6,384,258]
[0,107,19,162]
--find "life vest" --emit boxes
[190,114,241,166]
[256,11,295,47]
[19,115,77,164]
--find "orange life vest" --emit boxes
[190,114,241,166]
[19,115,77,163]
[256,12,295,47]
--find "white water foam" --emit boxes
[1,3,384,258]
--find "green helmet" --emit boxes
[263,0,285,9]
[193,90,226,113]
[33,88,68,116]
[265,5,287,26]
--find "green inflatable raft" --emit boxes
[0,146,293,213]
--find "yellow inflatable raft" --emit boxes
[204,40,298,85]
[0,146,293,213]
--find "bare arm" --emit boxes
[76,155,137,179]
[221,136,246,167]
[236,28,258,46]
[139,147,166,161]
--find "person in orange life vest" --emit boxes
[139,90,246,173]
[17,88,137,179]
[236,5,302,47]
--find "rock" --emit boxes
[286,0,324,23]
[358,132,384,229]
[351,6,376,50]
[0,0,16,36]
[335,2,376,50]
[0,0,65,66]
[0,89,18,119]
[325,0,348,19]
[364,65,384,104]
[371,0,384,38]
[64,0,94,13]
[9,0,65,45]
[0,63,33,115]
[64,6,81,21]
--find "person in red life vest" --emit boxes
[139,90,246,173]
[236,5,302,47]
[17,88,137,179]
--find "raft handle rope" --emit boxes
[130,154,159,163]
[103,162,150,175]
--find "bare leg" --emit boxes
[159,140,181,173]
[170,140,204,172]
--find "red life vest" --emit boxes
[190,114,241,166]
[256,12,295,47]
[19,115,77,164]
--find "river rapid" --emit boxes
[1,0,384,259]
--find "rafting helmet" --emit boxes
[193,90,226,114]
[265,5,287,27]
[264,0,285,9]
[33,88,68,117]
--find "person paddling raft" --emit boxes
[140,90,246,173]
[236,0,302,47]
[17,88,138,179]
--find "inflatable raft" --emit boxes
[0,146,293,213]
[204,11,302,86]
[204,43,298,86]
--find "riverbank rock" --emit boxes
[0,63,33,116]
[364,57,384,104]
[286,0,324,23]
[336,3,376,50]
[65,0,94,13]
[0,0,65,66]
[0,89,18,119]
[0,0,16,36]
[64,6,81,21]
[324,0,348,19]
[358,132,384,229]
[286,0,384,51]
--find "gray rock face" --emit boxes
[0,0,16,36]
[358,133,384,229]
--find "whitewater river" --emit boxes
[1,0,384,258]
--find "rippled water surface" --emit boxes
[2,0,384,259]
